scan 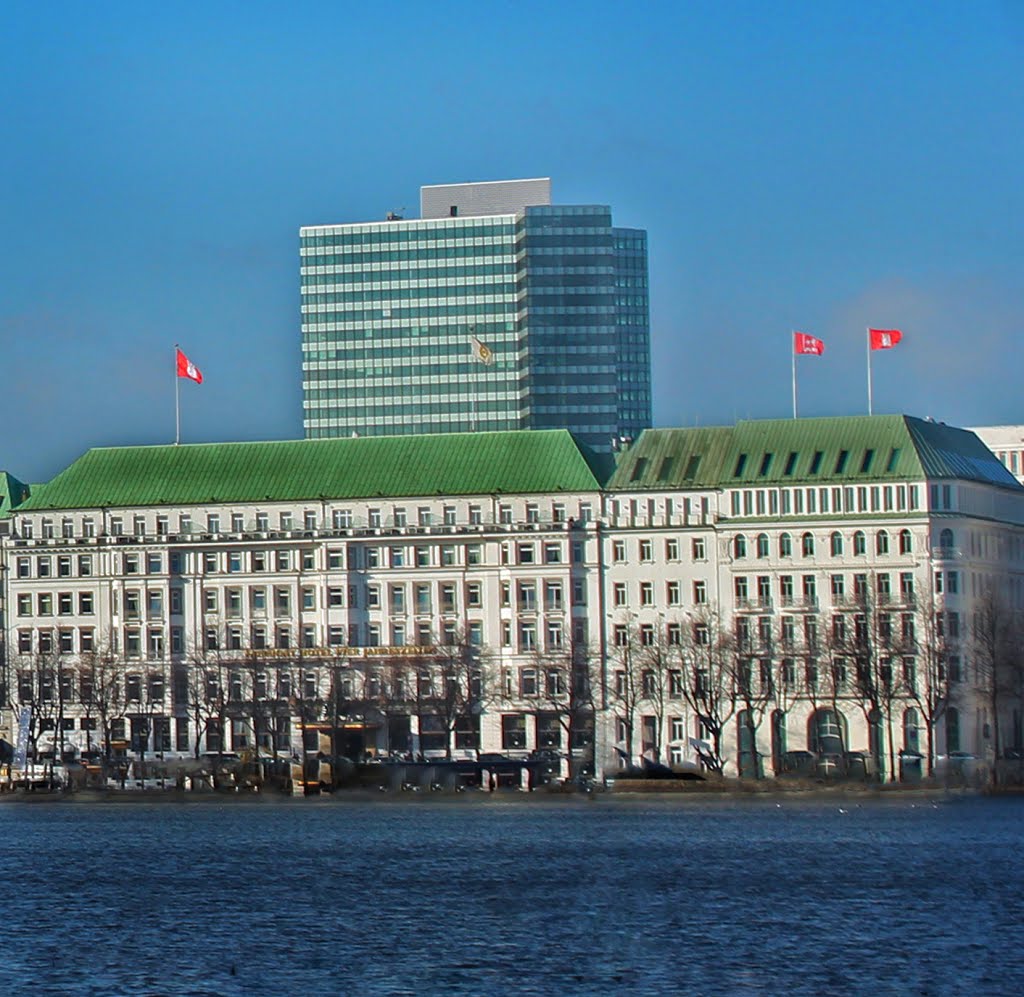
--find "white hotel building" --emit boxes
[2,415,1023,783]
[968,425,1024,485]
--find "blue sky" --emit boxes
[2,1,1021,482]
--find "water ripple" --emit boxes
[0,795,1021,995]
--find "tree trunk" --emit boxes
[926,721,935,778]
[990,689,1001,787]
[886,710,896,784]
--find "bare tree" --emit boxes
[432,629,491,761]
[793,610,852,777]
[771,616,811,775]
[906,589,957,777]
[407,651,444,759]
[606,622,646,769]
[671,609,737,775]
[291,655,327,776]
[19,647,63,778]
[80,635,126,776]
[528,635,600,779]
[636,628,678,766]
[362,657,415,757]
[731,615,776,779]
[184,639,229,763]
[971,587,1023,785]
[825,585,902,781]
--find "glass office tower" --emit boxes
[300,179,651,451]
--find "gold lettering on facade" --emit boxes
[243,645,438,661]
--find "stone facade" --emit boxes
[2,416,1023,784]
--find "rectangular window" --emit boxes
[415,584,431,614]
[501,714,527,750]
[519,622,537,652]
[275,587,290,616]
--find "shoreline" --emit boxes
[0,780,999,805]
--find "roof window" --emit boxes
[809,451,824,475]
[758,453,774,477]
[630,457,649,482]
[734,454,748,477]
[657,457,675,481]
[835,450,850,474]
[683,455,701,480]
[886,448,901,472]
[860,449,875,473]
[783,452,798,476]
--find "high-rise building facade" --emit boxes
[300,178,651,451]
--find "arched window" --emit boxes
[734,534,747,559]
[771,709,787,776]
[945,707,960,753]
[899,529,913,554]
[757,533,770,558]
[853,530,866,556]
[802,532,815,557]
[939,528,954,550]
[876,530,889,555]
[779,533,793,558]
[737,710,761,778]
[808,707,846,756]
[903,708,920,754]
[831,531,844,557]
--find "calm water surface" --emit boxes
[1,793,1022,996]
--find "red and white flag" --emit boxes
[176,348,203,384]
[869,328,902,351]
[794,332,825,356]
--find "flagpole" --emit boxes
[469,325,477,433]
[174,344,181,445]
[791,332,798,419]
[866,327,873,416]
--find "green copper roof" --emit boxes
[18,431,603,511]
[0,472,30,515]
[609,416,1021,491]
[14,417,1017,513]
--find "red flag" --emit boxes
[869,328,902,351]
[176,348,203,384]
[794,332,825,356]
